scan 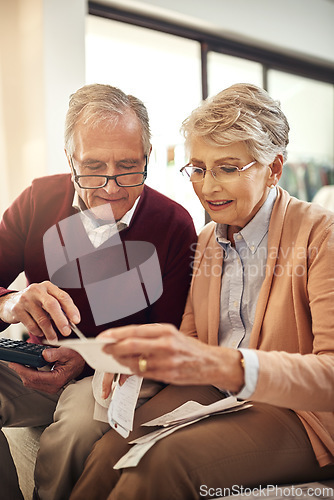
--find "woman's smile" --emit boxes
[206,199,233,211]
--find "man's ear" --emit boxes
[64,149,72,168]
[64,149,75,182]
[147,145,152,160]
[267,154,283,188]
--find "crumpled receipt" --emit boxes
[108,374,143,438]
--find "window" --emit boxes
[86,4,334,228]
[208,52,263,97]
[268,70,334,200]
[86,15,204,230]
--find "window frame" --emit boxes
[88,1,334,98]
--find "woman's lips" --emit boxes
[206,199,233,211]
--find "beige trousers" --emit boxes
[0,362,110,500]
[0,361,58,500]
[70,384,334,500]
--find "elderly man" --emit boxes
[0,84,196,500]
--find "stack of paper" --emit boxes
[114,397,251,469]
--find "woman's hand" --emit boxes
[99,324,245,393]
[101,372,129,399]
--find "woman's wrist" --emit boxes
[229,349,245,394]
[206,346,245,394]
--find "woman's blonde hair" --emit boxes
[181,83,289,165]
[64,83,151,155]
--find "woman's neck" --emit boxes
[227,225,241,246]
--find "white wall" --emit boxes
[0,0,86,214]
[43,0,86,175]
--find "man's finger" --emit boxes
[42,347,61,363]
[39,289,80,338]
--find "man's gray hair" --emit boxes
[65,83,151,155]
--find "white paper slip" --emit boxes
[113,441,156,470]
[108,375,143,438]
[53,338,132,374]
[131,404,251,447]
[143,396,250,427]
[113,419,204,470]
[113,398,252,470]
[130,418,205,445]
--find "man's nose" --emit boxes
[103,176,121,193]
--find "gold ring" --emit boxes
[138,355,147,373]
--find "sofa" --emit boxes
[3,426,45,500]
[4,426,334,500]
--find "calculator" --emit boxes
[0,338,54,367]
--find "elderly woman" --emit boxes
[70,84,334,500]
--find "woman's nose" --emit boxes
[201,170,221,194]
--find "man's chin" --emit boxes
[89,201,121,222]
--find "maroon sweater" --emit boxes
[0,174,197,345]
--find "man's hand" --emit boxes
[0,281,81,342]
[9,347,85,394]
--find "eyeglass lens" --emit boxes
[78,172,146,188]
[184,165,240,183]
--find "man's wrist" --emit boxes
[0,291,17,321]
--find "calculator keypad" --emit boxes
[0,338,53,367]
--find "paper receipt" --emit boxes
[108,375,143,438]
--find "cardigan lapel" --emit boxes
[207,232,223,346]
[202,187,291,349]
[249,187,290,348]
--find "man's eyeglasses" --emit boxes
[70,156,148,189]
[180,160,257,183]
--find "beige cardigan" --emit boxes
[180,186,334,467]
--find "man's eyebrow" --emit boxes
[78,158,142,166]
[80,158,105,166]
[116,158,142,165]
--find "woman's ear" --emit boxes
[267,154,283,188]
